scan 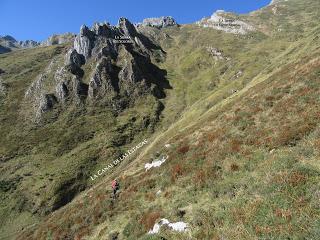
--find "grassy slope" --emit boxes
[0,44,164,238]
[1,0,319,239]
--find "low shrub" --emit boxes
[139,211,162,231]
[178,145,190,154]
[171,164,184,182]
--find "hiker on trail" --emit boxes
[111,179,120,199]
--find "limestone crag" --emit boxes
[197,10,255,35]
[24,57,62,122]
[140,16,178,28]
[74,18,160,60]
[41,33,76,46]
[88,57,117,99]
[24,18,169,122]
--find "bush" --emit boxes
[171,164,184,182]
[230,163,240,172]
[178,145,190,154]
[193,170,206,188]
[139,211,162,231]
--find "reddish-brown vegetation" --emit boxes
[171,164,184,182]
[139,211,162,231]
[178,145,190,154]
[230,163,240,171]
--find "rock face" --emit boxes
[24,17,169,122]
[196,10,255,35]
[88,57,117,99]
[74,25,97,59]
[41,33,76,46]
[141,16,178,28]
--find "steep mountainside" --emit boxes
[0,0,319,239]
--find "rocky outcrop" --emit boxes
[197,10,255,35]
[36,94,57,118]
[24,17,169,122]
[119,17,138,37]
[88,57,117,99]
[140,16,178,28]
[19,40,39,48]
[74,25,97,59]
[25,58,61,122]
[41,33,76,46]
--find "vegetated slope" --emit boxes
[14,0,320,240]
[0,18,170,238]
[0,1,319,239]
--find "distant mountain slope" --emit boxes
[0,35,39,53]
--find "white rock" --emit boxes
[148,222,161,234]
[196,10,254,35]
[145,155,168,171]
[148,218,188,234]
[168,221,188,232]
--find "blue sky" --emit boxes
[0,0,271,41]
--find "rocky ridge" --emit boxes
[24,18,169,122]
[0,35,39,53]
